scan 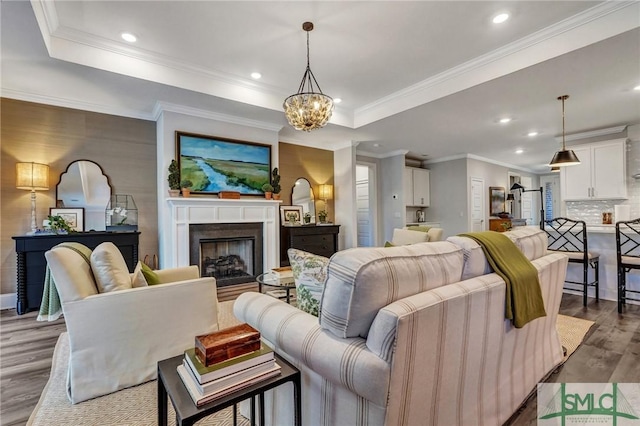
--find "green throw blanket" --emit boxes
[459,231,546,328]
[37,242,92,322]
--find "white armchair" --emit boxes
[45,243,222,404]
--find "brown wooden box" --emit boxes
[218,191,241,199]
[195,323,261,366]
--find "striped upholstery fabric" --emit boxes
[234,240,567,426]
[503,226,548,261]
[320,241,464,338]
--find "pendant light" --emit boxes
[549,95,580,167]
[283,22,334,132]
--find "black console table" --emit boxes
[12,232,140,314]
[280,225,340,266]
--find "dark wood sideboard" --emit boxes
[280,225,340,266]
[12,232,140,314]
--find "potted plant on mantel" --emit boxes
[167,159,180,197]
[262,183,274,199]
[180,179,193,198]
[271,167,281,200]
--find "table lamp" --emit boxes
[318,184,333,220]
[16,162,50,234]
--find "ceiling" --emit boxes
[2,1,639,173]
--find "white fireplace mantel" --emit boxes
[163,197,281,271]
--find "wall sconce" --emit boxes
[318,184,333,218]
[16,162,50,234]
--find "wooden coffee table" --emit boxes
[157,352,301,426]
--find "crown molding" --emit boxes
[356,149,410,159]
[354,1,640,127]
[1,88,155,120]
[555,125,628,143]
[424,153,536,174]
[279,136,354,152]
[153,102,283,132]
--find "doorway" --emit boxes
[470,177,485,231]
[540,174,560,220]
[356,162,378,247]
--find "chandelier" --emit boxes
[549,95,580,167]
[283,22,334,132]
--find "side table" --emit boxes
[157,352,301,426]
[256,273,296,304]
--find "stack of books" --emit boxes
[178,324,280,406]
[270,266,294,284]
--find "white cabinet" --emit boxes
[561,139,627,201]
[404,167,430,207]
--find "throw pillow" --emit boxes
[140,262,162,285]
[130,261,149,288]
[90,242,133,293]
[407,225,431,233]
[287,248,329,317]
[384,241,395,247]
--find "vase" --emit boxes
[264,192,272,200]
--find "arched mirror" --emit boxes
[291,178,315,223]
[56,160,112,231]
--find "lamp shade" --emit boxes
[16,162,49,190]
[510,182,525,191]
[549,149,581,167]
[506,193,515,201]
[318,184,333,200]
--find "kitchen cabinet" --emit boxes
[404,167,430,207]
[561,139,627,200]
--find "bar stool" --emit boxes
[615,218,640,313]
[544,217,599,307]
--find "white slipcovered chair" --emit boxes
[45,242,229,403]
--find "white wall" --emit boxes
[424,158,468,236]
[334,145,357,250]
[380,154,406,242]
[156,110,280,267]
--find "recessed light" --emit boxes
[492,13,509,24]
[634,85,640,91]
[528,131,539,137]
[250,72,262,80]
[333,98,342,104]
[499,117,512,124]
[121,32,137,43]
[515,149,524,154]
[373,143,380,147]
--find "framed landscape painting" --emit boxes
[489,186,505,216]
[176,131,271,195]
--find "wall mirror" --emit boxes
[291,178,315,223]
[56,160,112,231]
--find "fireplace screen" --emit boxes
[200,237,254,281]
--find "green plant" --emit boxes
[180,179,193,188]
[271,167,281,194]
[168,159,180,190]
[47,215,73,233]
[262,183,274,193]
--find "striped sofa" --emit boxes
[233,227,567,425]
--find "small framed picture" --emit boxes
[49,208,84,232]
[280,205,303,225]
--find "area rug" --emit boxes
[28,315,593,425]
[557,314,595,362]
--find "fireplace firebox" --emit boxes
[189,223,263,287]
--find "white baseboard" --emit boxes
[0,293,17,311]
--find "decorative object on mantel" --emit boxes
[181,179,193,197]
[106,194,138,231]
[549,95,581,167]
[16,162,50,235]
[271,167,281,200]
[262,183,274,199]
[218,191,241,199]
[283,21,334,132]
[167,159,181,197]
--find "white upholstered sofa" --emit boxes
[234,227,567,425]
[45,242,226,403]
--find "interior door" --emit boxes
[470,177,485,231]
[520,176,533,224]
[356,164,374,247]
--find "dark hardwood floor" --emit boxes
[1,291,638,426]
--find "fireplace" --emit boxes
[189,223,263,287]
